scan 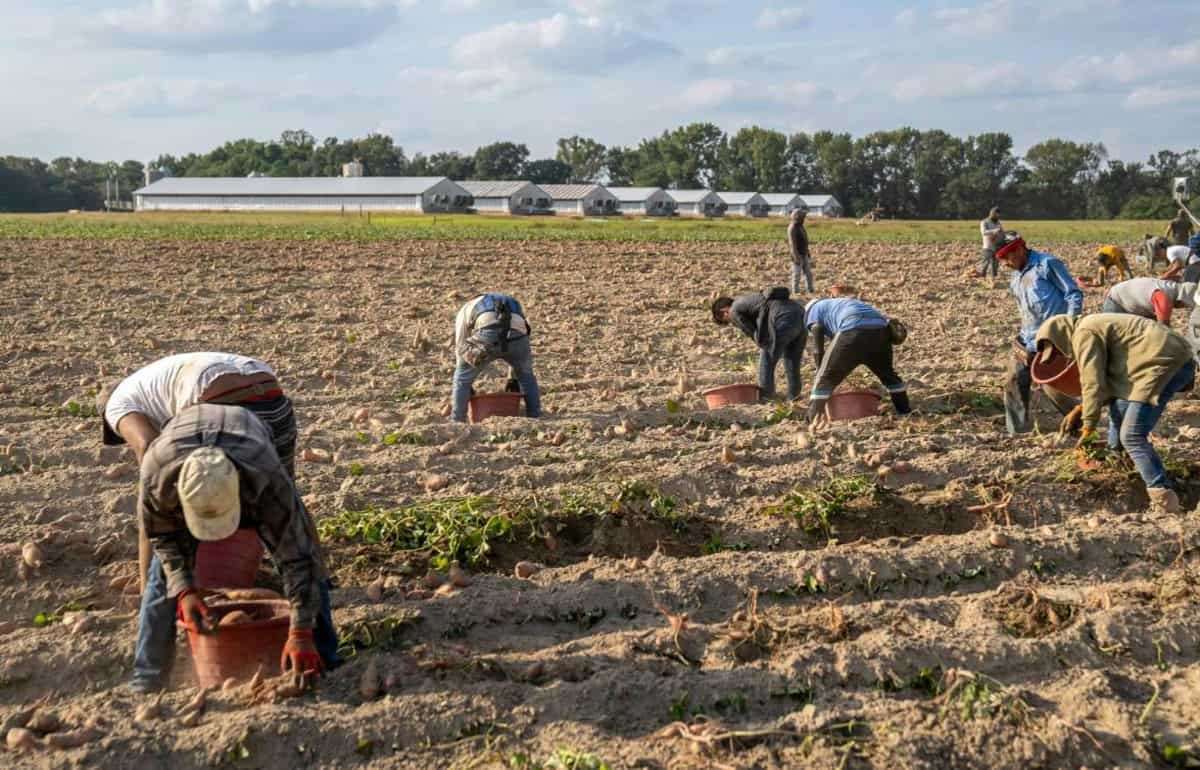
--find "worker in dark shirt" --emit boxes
[711,288,807,401]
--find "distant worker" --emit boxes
[1094,244,1132,285]
[1102,277,1196,324]
[1166,209,1195,246]
[978,207,1003,278]
[1037,314,1194,512]
[451,293,541,422]
[711,287,806,401]
[1143,235,1171,271]
[132,403,339,693]
[995,231,1082,434]
[788,209,814,294]
[804,296,910,422]
[1159,242,1199,282]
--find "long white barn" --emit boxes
[459,181,551,215]
[133,177,473,213]
[668,189,726,217]
[538,184,618,216]
[607,187,676,216]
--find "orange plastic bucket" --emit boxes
[194,528,264,590]
[703,384,760,409]
[186,599,290,688]
[468,392,523,423]
[1031,349,1082,397]
[824,390,882,421]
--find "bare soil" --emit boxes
[0,237,1198,769]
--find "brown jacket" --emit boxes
[1035,313,1191,430]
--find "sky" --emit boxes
[3,0,1200,165]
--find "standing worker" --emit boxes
[995,231,1083,434]
[1094,244,1132,286]
[1102,277,1196,324]
[710,288,807,401]
[978,207,1004,278]
[1037,314,1194,512]
[1166,209,1195,246]
[451,293,541,422]
[788,209,814,294]
[804,296,910,421]
[132,403,340,692]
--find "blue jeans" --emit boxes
[451,332,540,422]
[133,554,341,688]
[1106,360,1195,489]
[758,323,806,401]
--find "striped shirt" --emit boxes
[139,403,327,629]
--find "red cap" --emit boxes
[995,236,1026,261]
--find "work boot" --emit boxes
[1148,487,1181,514]
[890,391,912,415]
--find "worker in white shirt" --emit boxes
[978,207,1003,278]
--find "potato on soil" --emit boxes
[6,727,38,751]
[360,657,381,700]
[219,610,254,626]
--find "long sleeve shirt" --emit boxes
[138,403,327,629]
[787,221,810,264]
[729,292,805,360]
[1010,250,1083,352]
[980,218,1003,249]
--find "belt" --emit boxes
[203,379,284,404]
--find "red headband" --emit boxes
[995,237,1026,260]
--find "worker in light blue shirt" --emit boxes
[996,231,1082,434]
[805,296,910,422]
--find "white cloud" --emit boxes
[932,0,1012,37]
[86,76,256,116]
[1125,85,1177,109]
[398,65,554,102]
[91,0,407,54]
[892,62,1024,102]
[680,77,831,110]
[755,5,810,31]
[894,7,916,27]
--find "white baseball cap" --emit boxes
[176,447,241,541]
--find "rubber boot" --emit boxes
[1148,487,1180,514]
[890,391,912,415]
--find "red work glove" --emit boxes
[176,588,215,633]
[280,628,323,676]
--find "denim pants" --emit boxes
[1106,360,1195,489]
[451,332,540,422]
[791,261,814,294]
[133,553,341,688]
[758,324,805,401]
[1004,347,1079,434]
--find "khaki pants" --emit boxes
[1004,344,1078,434]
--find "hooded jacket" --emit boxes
[729,291,806,360]
[1035,313,1192,431]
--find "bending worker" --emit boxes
[804,296,910,421]
[788,209,814,294]
[452,292,541,422]
[1094,244,1132,286]
[996,231,1083,434]
[133,403,340,692]
[1102,277,1196,324]
[98,352,298,594]
[1037,314,1194,513]
[1160,241,1198,282]
[711,287,806,401]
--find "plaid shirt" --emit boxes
[139,403,328,629]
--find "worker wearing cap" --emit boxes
[995,231,1083,434]
[1142,235,1171,271]
[711,288,807,401]
[788,209,815,294]
[452,293,541,422]
[97,352,297,595]
[804,296,910,421]
[132,403,338,693]
[1166,209,1195,246]
[1094,245,1132,286]
[1103,278,1197,324]
[1037,314,1194,512]
[1159,243,1199,282]
[978,207,1003,278]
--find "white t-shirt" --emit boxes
[1167,245,1197,266]
[1107,277,1176,317]
[105,352,274,432]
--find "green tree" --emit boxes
[524,158,572,184]
[472,142,529,180]
[720,127,787,191]
[555,136,607,183]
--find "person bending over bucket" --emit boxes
[1102,277,1196,324]
[1037,313,1195,513]
[804,296,911,422]
[451,293,541,422]
[132,403,339,693]
[711,287,807,401]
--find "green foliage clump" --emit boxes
[763,475,877,536]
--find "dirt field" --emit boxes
[1,235,1198,769]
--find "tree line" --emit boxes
[2,124,1196,219]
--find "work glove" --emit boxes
[280,628,323,677]
[1058,405,1083,438]
[176,588,215,634]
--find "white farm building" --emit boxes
[606,187,677,216]
[799,194,843,217]
[760,193,807,217]
[717,191,770,217]
[132,177,473,213]
[539,184,618,216]
[459,181,551,215]
[668,189,726,217]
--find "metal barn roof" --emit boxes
[799,194,839,207]
[760,193,802,206]
[538,184,611,200]
[716,191,766,205]
[606,187,664,201]
[666,189,718,203]
[458,180,540,197]
[133,177,455,196]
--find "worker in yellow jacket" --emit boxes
[1094,244,1132,285]
[1037,313,1194,512]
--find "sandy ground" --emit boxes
[0,236,1198,769]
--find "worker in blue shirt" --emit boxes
[996,231,1082,434]
[805,296,910,422]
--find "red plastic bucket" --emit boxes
[194,529,264,590]
[469,392,523,423]
[1031,349,1082,397]
[824,389,882,421]
[703,384,760,409]
[186,599,290,688]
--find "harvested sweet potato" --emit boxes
[219,610,253,626]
